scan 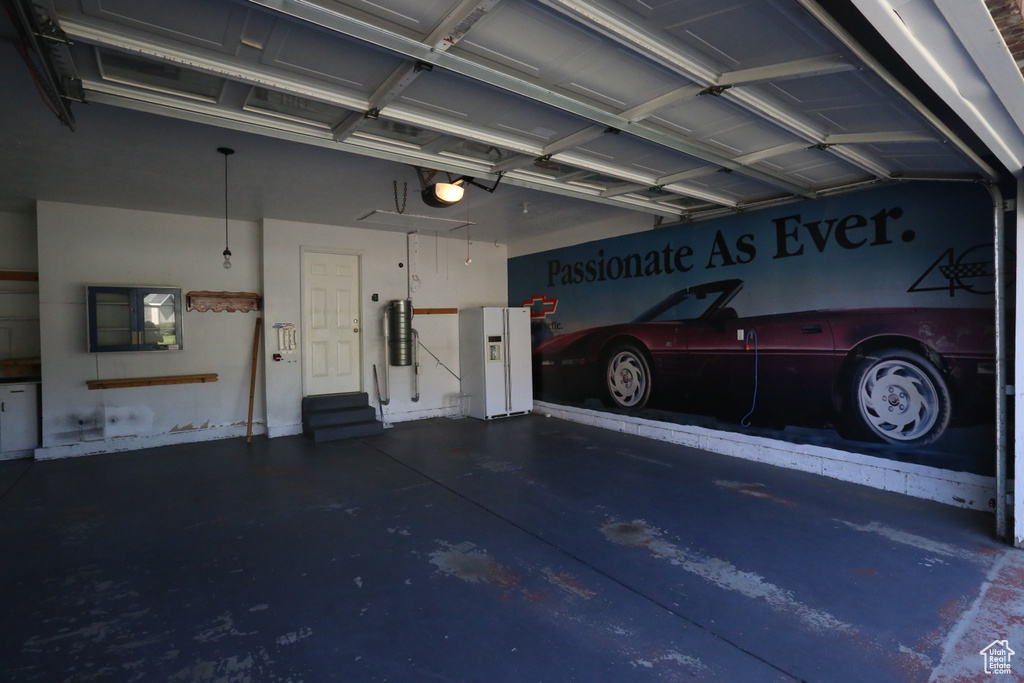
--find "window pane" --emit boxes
[89,286,182,352]
[98,49,224,101]
[244,87,347,128]
[94,291,132,346]
[143,293,177,345]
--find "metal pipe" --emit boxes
[406,233,411,300]
[411,328,420,402]
[1016,175,1024,549]
[989,184,1008,542]
[380,305,391,405]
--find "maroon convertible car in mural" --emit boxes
[532,279,995,446]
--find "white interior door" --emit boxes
[303,251,361,396]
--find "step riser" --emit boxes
[304,421,384,442]
[304,406,377,429]
[301,392,382,443]
[302,392,372,412]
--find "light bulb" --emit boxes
[435,182,465,203]
[222,248,232,270]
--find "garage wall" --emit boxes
[262,219,507,436]
[35,201,264,458]
[508,208,654,258]
[0,211,36,268]
[0,211,40,362]
[31,200,509,456]
[512,182,996,458]
[509,182,1001,508]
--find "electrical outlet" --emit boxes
[736,329,744,341]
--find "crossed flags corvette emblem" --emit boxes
[522,294,558,319]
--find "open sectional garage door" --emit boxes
[5,0,1018,543]
[7,0,998,216]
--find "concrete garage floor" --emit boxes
[0,416,1021,682]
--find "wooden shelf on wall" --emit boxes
[87,373,218,390]
[0,271,38,282]
[186,291,261,313]
[413,308,459,315]
[0,357,40,378]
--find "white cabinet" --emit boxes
[0,383,38,458]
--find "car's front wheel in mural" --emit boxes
[603,345,652,410]
[845,349,951,445]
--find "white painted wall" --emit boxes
[35,202,264,458]
[0,211,40,362]
[0,211,37,269]
[263,219,507,436]
[29,202,507,456]
[508,209,651,258]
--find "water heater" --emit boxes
[388,299,413,366]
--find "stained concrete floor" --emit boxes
[0,416,1021,682]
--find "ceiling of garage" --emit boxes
[0,0,1014,242]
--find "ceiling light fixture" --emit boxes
[423,179,466,208]
[218,147,234,269]
[415,167,503,209]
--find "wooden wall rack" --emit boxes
[413,308,458,315]
[0,271,38,281]
[87,373,218,390]
[186,291,261,313]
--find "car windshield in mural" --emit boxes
[532,279,994,447]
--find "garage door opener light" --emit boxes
[415,167,503,208]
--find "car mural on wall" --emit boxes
[532,279,995,445]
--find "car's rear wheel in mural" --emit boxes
[603,345,652,410]
[845,348,951,445]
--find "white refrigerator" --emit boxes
[459,307,533,420]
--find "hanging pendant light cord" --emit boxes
[217,147,234,254]
[221,149,231,251]
[465,198,472,264]
[224,155,228,251]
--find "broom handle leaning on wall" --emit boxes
[246,317,262,443]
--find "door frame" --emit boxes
[299,247,365,398]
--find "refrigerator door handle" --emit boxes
[504,310,512,412]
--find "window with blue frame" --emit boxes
[87,286,182,352]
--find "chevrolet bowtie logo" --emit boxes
[522,294,558,319]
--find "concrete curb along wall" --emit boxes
[536,401,1000,513]
[36,404,458,455]
[34,423,266,460]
